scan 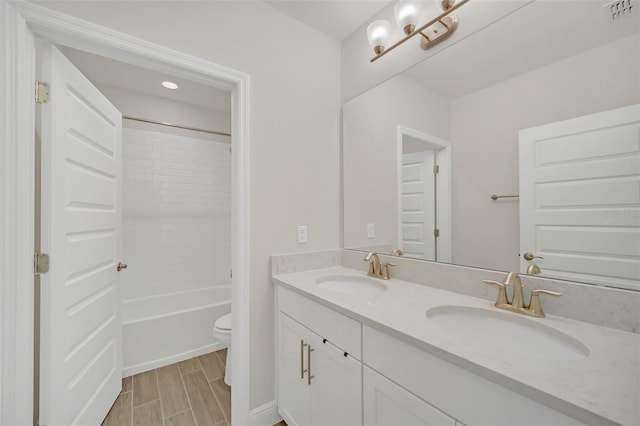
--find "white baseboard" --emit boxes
[248,400,281,426]
[122,342,225,377]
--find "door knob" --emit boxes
[523,252,544,261]
[117,262,128,271]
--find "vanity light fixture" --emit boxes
[367,0,470,62]
[161,81,179,90]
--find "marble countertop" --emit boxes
[273,266,640,426]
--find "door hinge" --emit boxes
[35,82,50,103]
[434,228,440,238]
[433,165,440,174]
[34,252,50,275]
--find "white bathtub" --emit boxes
[122,286,231,376]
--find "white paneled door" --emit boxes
[401,151,436,260]
[519,104,640,290]
[40,44,123,425]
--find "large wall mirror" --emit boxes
[343,0,640,290]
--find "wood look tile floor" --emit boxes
[103,349,262,426]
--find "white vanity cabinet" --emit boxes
[276,284,586,426]
[277,287,362,426]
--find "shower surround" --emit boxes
[121,127,231,374]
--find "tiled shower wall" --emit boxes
[121,127,231,300]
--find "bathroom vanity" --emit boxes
[273,265,639,426]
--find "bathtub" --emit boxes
[122,286,231,376]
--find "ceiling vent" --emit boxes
[604,0,634,19]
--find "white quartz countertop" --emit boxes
[273,266,640,426]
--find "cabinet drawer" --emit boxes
[278,286,361,359]
[363,326,585,426]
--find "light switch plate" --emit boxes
[298,225,308,244]
[367,223,375,239]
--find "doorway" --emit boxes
[397,126,452,263]
[36,42,235,425]
[1,2,250,425]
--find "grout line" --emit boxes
[165,408,193,419]
[154,369,167,426]
[207,376,228,424]
[179,360,197,425]
[133,398,161,409]
[130,375,134,426]
[195,355,205,375]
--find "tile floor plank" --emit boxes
[102,391,132,426]
[178,357,201,374]
[215,349,227,366]
[199,353,225,382]
[182,371,225,426]
[157,364,191,417]
[133,370,160,407]
[133,400,163,426]
[122,376,132,393]
[209,378,231,423]
[165,410,197,426]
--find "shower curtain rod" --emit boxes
[123,115,231,137]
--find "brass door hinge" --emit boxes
[34,252,50,275]
[433,165,440,174]
[35,82,50,103]
[434,228,440,238]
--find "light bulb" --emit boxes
[367,20,391,55]
[394,1,421,35]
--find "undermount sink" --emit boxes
[317,275,387,294]
[427,306,589,361]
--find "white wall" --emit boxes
[97,85,231,142]
[121,127,231,300]
[36,0,342,409]
[343,74,450,250]
[450,34,640,271]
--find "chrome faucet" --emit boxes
[483,272,561,317]
[364,251,395,280]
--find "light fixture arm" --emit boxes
[370,0,471,62]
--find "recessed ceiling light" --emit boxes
[162,81,178,90]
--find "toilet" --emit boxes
[213,313,232,386]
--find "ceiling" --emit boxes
[60,47,232,113]
[265,0,391,41]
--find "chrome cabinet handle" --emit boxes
[307,344,315,386]
[117,262,128,271]
[300,340,308,379]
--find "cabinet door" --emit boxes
[364,366,456,426]
[278,313,310,426]
[309,333,362,426]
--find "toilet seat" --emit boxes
[214,313,231,332]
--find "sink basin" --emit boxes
[317,275,387,294]
[426,306,589,360]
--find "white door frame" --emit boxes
[396,126,452,263]
[0,1,251,425]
